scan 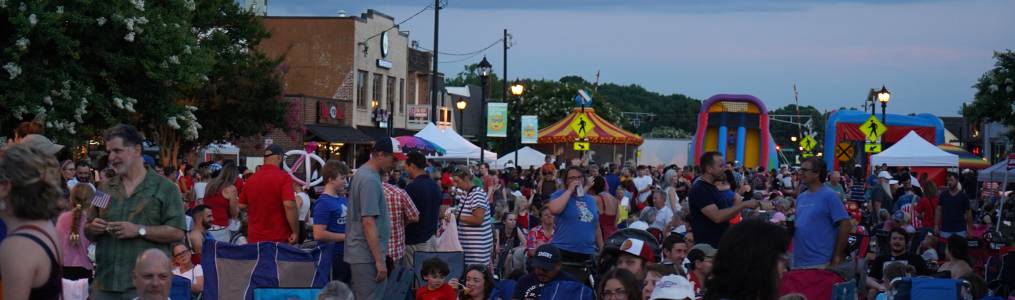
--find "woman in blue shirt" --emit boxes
[312,160,351,283]
[547,166,603,285]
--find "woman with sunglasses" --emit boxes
[546,166,603,285]
[171,242,204,294]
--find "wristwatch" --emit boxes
[138,225,147,237]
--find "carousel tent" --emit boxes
[495,146,546,170]
[415,123,496,164]
[538,108,643,163]
[871,131,958,167]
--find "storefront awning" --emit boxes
[306,125,374,144]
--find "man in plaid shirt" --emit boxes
[383,170,420,266]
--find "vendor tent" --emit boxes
[495,146,546,169]
[937,144,990,170]
[977,161,1015,182]
[415,123,496,164]
[871,131,958,167]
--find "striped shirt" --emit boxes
[384,183,419,260]
[457,186,493,266]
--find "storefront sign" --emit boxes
[318,101,344,123]
[407,105,430,130]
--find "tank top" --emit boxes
[204,189,230,227]
[12,225,62,300]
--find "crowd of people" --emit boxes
[0,120,1012,300]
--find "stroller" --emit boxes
[594,228,662,285]
[887,276,972,300]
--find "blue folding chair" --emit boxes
[170,275,192,300]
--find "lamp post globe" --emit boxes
[877,85,890,125]
[456,98,468,133]
[510,80,525,169]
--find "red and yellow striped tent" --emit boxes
[538,108,643,146]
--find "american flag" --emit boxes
[92,190,111,209]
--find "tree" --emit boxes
[769,104,826,152]
[595,83,701,134]
[963,50,1015,138]
[0,0,284,167]
[646,126,692,139]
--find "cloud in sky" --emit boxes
[264,0,1014,116]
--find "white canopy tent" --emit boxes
[977,161,1015,182]
[871,131,958,167]
[495,146,546,170]
[415,123,497,164]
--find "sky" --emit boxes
[263,0,1015,117]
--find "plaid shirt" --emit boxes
[384,183,419,260]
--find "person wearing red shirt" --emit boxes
[239,145,297,243]
[416,257,458,300]
[915,184,940,230]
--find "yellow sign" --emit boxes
[859,115,887,142]
[800,136,817,151]
[573,142,590,151]
[802,152,814,158]
[865,142,882,153]
[835,142,854,162]
[569,113,595,138]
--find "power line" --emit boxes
[436,39,503,64]
[418,38,503,57]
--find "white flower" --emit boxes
[1,0,6,9]
[56,6,63,14]
[16,37,28,50]
[200,75,209,81]
[125,18,135,31]
[137,16,148,24]
[990,84,1000,93]
[130,0,144,11]
[28,14,37,26]
[167,117,181,129]
[43,96,52,105]
[1008,86,1013,94]
[183,45,192,54]
[124,32,135,42]
[183,0,196,11]
[96,17,107,26]
[168,55,180,64]
[18,2,25,11]
[3,62,21,79]
[113,97,124,109]
[12,106,27,120]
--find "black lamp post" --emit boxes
[478,56,493,164]
[510,80,525,169]
[877,85,891,125]
[456,97,467,133]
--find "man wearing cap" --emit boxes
[238,144,298,244]
[346,137,399,300]
[17,133,64,155]
[513,244,577,300]
[648,274,695,300]
[617,238,655,280]
[686,245,716,298]
[872,170,894,214]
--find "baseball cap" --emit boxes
[620,238,655,262]
[878,171,893,180]
[530,244,561,270]
[628,221,650,231]
[264,144,284,157]
[142,155,156,167]
[373,137,407,160]
[20,134,64,155]
[690,243,717,257]
[649,275,695,300]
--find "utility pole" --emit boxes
[429,0,441,124]
[503,29,509,161]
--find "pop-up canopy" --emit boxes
[415,123,496,164]
[871,131,958,167]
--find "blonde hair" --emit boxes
[0,144,63,220]
[68,184,95,246]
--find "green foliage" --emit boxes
[963,50,1015,137]
[769,104,826,151]
[646,126,691,139]
[595,83,701,133]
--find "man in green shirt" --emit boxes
[824,171,847,202]
[86,124,186,300]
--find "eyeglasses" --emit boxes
[173,251,189,258]
[602,288,627,297]
[799,168,814,172]
[566,176,582,180]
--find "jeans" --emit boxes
[939,231,967,238]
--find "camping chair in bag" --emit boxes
[888,277,972,300]
[490,279,517,300]
[831,279,857,300]
[383,265,416,300]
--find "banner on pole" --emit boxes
[487,103,507,138]
[521,115,538,144]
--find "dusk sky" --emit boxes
[266,0,1014,117]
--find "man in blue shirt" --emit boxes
[513,244,580,299]
[403,152,443,267]
[936,172,972,238]
[312,160,351,283]
[793,158,851,269]
[605,163,621,197]
[547,166,602,285]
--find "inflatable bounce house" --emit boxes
[822,110,945,171]
[690,94,779,170]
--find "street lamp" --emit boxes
[877,85,891,125]
[371,99,378,109]
[477,56,493,164]
[790,136,798,142]
[456,97,468,133]
[510,80,525,168]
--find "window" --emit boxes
[372,73,382,109]
[399,78,405,114]
[387,76,396,114]
[418,74,429,105]
[408,76,417,105]
[356,70,368,108]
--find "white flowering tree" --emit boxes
[1,0,285,167]
[963,50,1015,137]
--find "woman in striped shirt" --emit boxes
[453,169,494,267]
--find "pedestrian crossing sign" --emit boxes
[570,113,594,138]
[859,115,886,142]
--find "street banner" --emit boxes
[487,102,507,137]
[521,115,539,144]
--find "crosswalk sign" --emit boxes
[864,142,882,153]
[859,115,887,142]
[569,113,595,138]
[573,142,590,151]
[800,136,817,151]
